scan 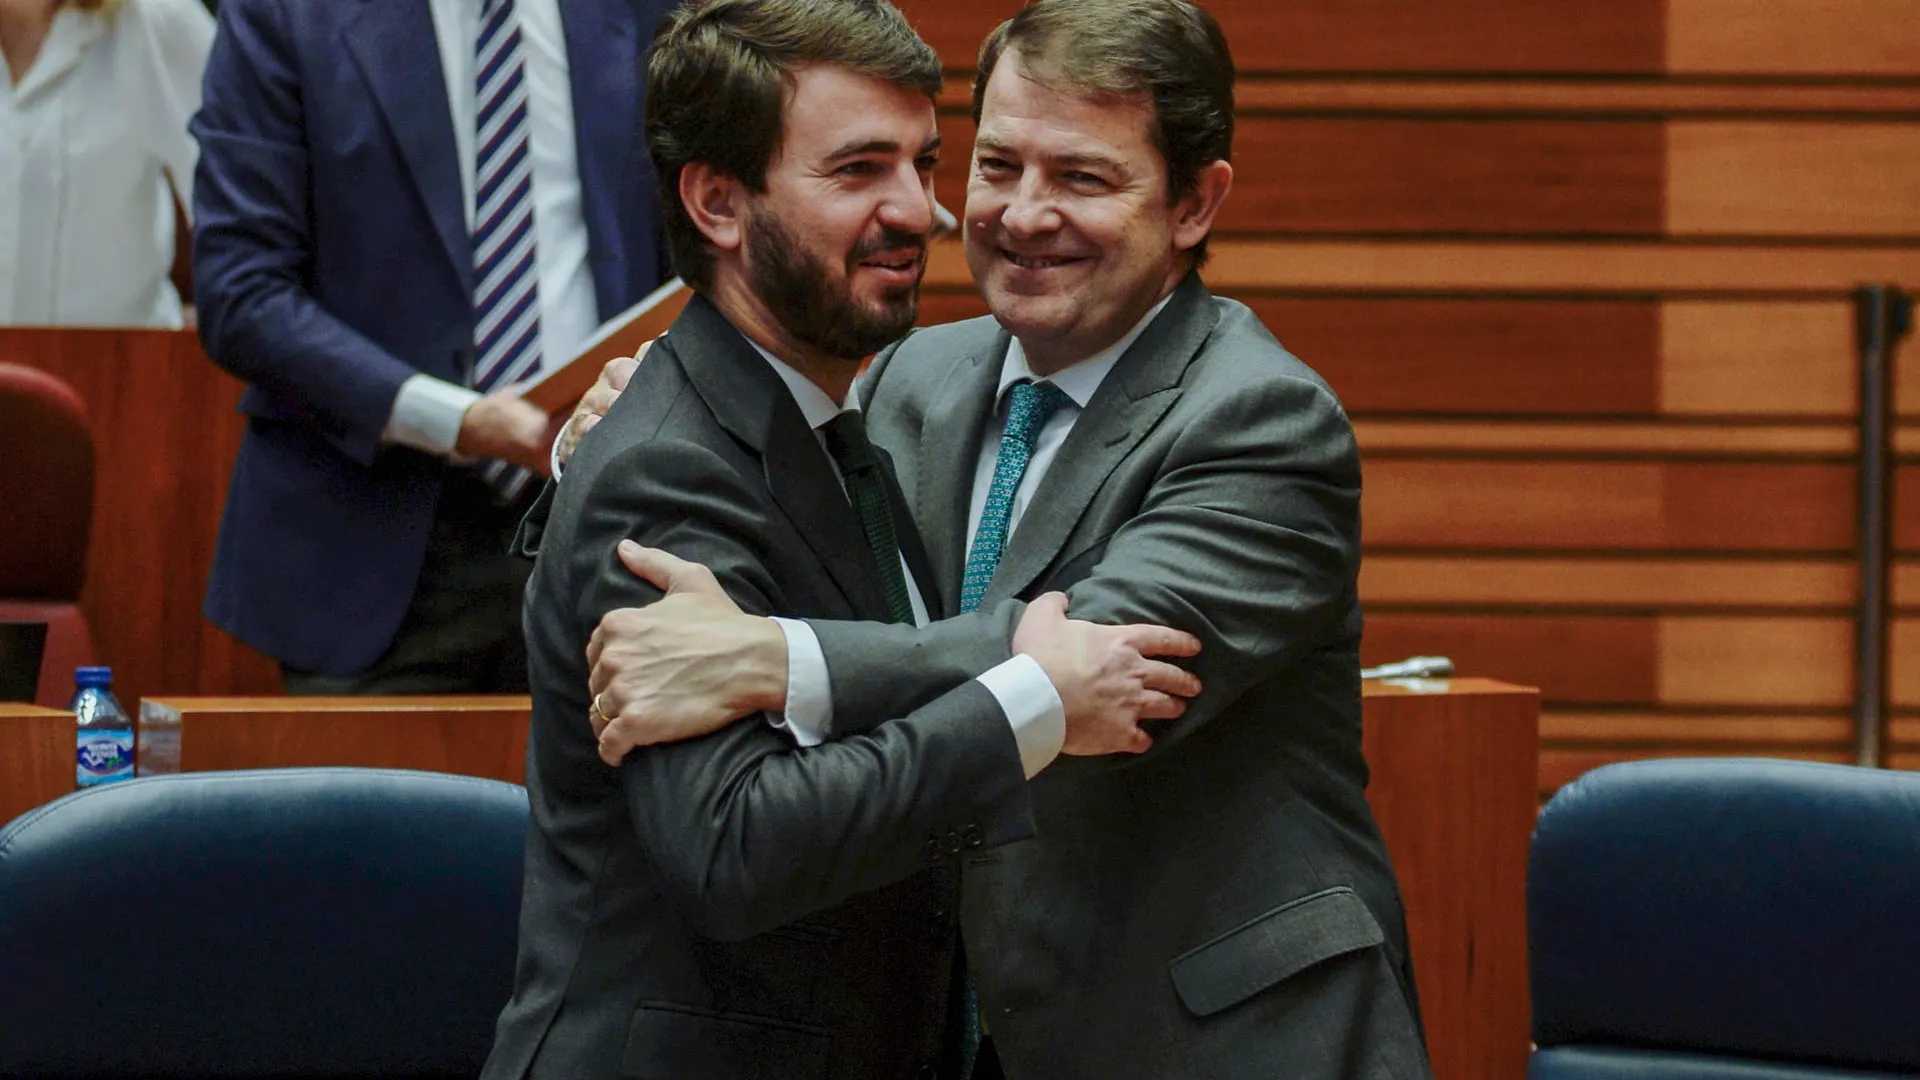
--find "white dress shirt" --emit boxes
[0,0,212,327]
[745,343,1065,778]
[779,294,1176,774]
[383,0,599,456]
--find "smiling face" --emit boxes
[730,64,940,362]
[964,52,1225,374]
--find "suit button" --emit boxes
[962,825,984,849]
[945,830,963,854]
[928,908,948,940]
[914,1065,938,1080]
[924,836,944,863]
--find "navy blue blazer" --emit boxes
[192,0,674,675]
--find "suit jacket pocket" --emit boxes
[622,1002,830,1080]
[1168,885,1386,1017]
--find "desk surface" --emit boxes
[142,695,532,714]
[1363,676,1537,699]
[0,703,71,716]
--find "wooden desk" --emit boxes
[1364,677,1539,1080]
[138,696,532,782]
[0,703,73,827]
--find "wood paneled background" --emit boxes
[895,0,1920,795]
[2,330,284,708]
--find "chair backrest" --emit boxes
[0,362,94,601]
[0,768,528,1079]
[1529,758,1920,1080]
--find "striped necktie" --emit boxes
[471,0,542,499]
[958,380,1073,613]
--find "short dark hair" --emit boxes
[972,0,1234,262]
[646,0,943,292]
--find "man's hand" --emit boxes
[1013,592,1202,756]
[587,541,786,765]
[458,387,561,475]
[556,339,655,467]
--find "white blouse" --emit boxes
[0,0,213,328]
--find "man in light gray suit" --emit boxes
[573,1,1430,1076]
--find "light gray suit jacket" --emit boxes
[807,274,1432,1079]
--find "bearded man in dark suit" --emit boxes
[483,2,1201,1077]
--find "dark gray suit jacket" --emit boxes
[482,295,1035,1080]
[807,275,1432,1080]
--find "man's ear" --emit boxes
[680,160,744,252]
[1171,160,1233,256]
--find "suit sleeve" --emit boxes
[809,373,1360,761]
[189,0,427,465]
[577,438,1035,942]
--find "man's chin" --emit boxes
[981,290,1072,336]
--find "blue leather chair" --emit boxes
[1529,758,1920,1080]
[0,768,528,1078]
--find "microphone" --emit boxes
[1360,656,1454,680]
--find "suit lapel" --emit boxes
[670,298,889,620]
[914,331,1010,613]
[986,274,1220,605]
[560,0,640,315]
[342,0,471,296]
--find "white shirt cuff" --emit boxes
[383,373,480,457]
[549,412,581,480]
[768,616,829,748]
[976,653,1065,779]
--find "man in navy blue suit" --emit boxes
[191,0,675,692]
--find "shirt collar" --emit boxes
[746,339,849,431]
[11,9,105,104]
[996,292,1176,409]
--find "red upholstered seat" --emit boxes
[0,363,96,706]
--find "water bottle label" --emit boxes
[77,731,135,785]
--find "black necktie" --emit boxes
[820,411,916,624]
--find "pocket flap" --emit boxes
[622,1003,829,1080]
[1168,885,1385,1017]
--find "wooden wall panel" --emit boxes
[4,330,282,707]
[1361,556,1854,610]
[1658,617,1853,707]
[1269,299,1661,416]
[1667,123,1920,239]
[1539,711,1853,746]
[1364,462,1854,552]
[1229,120,1665,237]
[1660,301,1855,418]
[1666,0,1920,76]
[895,1,1668,76]
[1364,614,1851,709]
[1893,619,1920,710]
[1899,465,1920,553]
[1364,614,1657,705]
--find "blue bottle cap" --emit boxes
[74,666,113,688]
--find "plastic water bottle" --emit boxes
[72,666,135,787]
[137,699,181,776]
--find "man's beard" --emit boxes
[746,210,923,360]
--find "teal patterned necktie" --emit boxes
[959,381,1073,613]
